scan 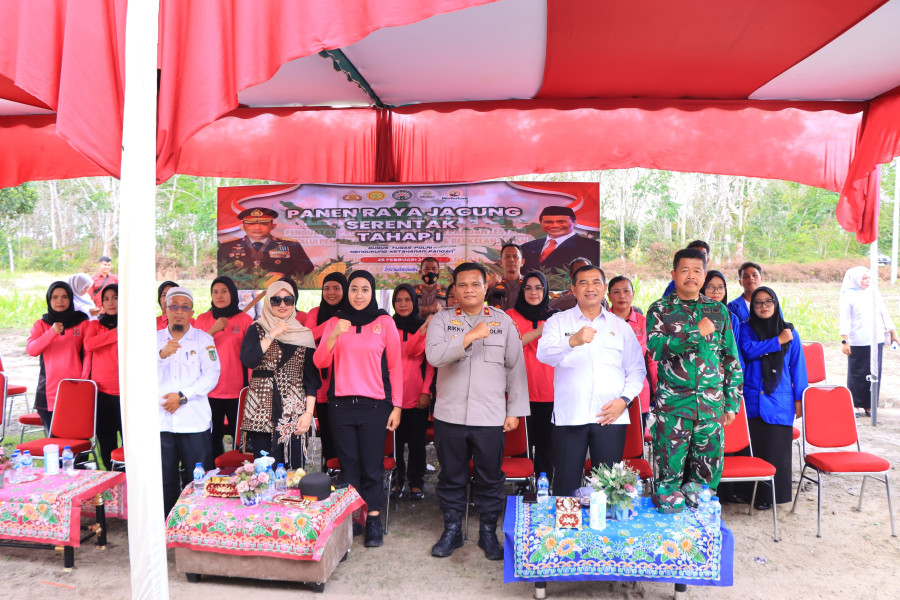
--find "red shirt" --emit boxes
[313,315,403,406]
[620,308,657,413]
[90,272,118,307]
[83,320,119,395]
[506,309,555,403]
[194,310,254,399]
[26,319,86,411]
[397,328,435,409]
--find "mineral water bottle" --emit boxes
[699,484,712,504]
[9,450,21,484]
[709,496,722,529]
[698,486,711,526]
[61,446,75,475]
[536,473,550,504]
[21,450,33,480]
[275,463,287,491]
[635,478,645,509]
[192,463,206,491]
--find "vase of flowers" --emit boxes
[230,461,269,506]
[0,448,9,488]
[588,461,638,521]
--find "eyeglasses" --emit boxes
[523,285,544,292]
[752,299,775,308]
[269,295,295,307]
[705,286,726,293]
[167,304,193,312]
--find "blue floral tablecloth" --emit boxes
[503,496,733,586]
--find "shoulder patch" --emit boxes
[206,345,218,361]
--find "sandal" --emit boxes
[390,484,404,499]
[409,487,425,501]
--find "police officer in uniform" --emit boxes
[415,256,447,317]
[425,262,529,560]
[217,208,314,289]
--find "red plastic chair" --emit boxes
[110,446,126,471]
[214,387,254,468]
[801,342,826,385]
[16,379,99,466]
[719,400,778,541]
[325,430,397,533]
[0,352,30,424]
[583,402,652,481]
[790,386,896,537]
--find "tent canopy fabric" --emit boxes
[3,0,900,242]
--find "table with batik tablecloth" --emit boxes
[503,496,734,598]
[0,470,127,569]
[165,484,366,590]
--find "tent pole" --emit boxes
[870,241,880,427]
[892,157,899,285]
[119,0,168,598]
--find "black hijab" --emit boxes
[98,284,118,329]
[392,283,425,336]
[317,272,349,325]
[336,270,388,328]
[514,271,557,328]
[748,286,793,395]
[158,280,178,306]
[42,281,89,329]
[210,276,242,319]
[702,270,729,305]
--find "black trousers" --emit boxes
[161,430,214,517]
[528,402,554,480]
[434,420,505,515]
[552,423,627,497]
[36,407,53,434]
[244,430,306,470]
[315,401,337,462]
[96,392,122,471]
[329,396,392,512]
[209,396,239,458]
[748,417,794,504]
[848,343,883,410]
[395,406,428,489]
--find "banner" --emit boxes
[217,182,600,291]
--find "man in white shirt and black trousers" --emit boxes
[537,265,646,497]
[157,287,221,516]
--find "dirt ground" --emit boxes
[1,332,899,599]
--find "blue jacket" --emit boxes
[738,325,808,426]
[727,296,750,323]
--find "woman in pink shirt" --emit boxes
[195,276,254,457]
[390,283,435,501]
[505,271,557,478]
[607,275,657,430]
[27,281,89,432]
[303,272,348,463]
[314,270,402,548]
[83,284,122,470]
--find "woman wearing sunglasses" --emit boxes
[314,270,403,548]
[239,280,320,469]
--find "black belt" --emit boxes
[252,369,275,378]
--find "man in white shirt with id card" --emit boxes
[157,287,221,515]
[537,265,646,497]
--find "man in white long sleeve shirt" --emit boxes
[157,287,221,515]
[537,265,646,496]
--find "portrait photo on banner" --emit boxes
[216,182,601,292]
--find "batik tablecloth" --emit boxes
[165,485,366,561]
[503,496,734,586]
[0,470,126,547]
[81,475,127,519]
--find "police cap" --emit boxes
[237,207,278,223]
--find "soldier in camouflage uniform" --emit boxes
[647,247,743,512]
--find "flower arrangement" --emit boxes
[230,461,269,505]
[0,448,10,471]
[589,461,639,512]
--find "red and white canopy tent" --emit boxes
[3,1,900,597]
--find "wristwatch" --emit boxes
[620,395,634,409]
[841,340,848,345]
[178,392,188,405]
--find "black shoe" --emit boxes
[431,509,464,558]
[390,484,404,500]
[477,513,504,561]
[408,487,425,501]
[754,500,772,511]
[364,515,383,547]
[352,522,364,537]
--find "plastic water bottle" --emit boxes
[275,463,287,491]
[9,450,21,484]
[635,478,645,510]
[61,446,75,476]
[709,496,722,530]
[698,485,711,525]
[192,463,206,492]
[20,450,33,480]
[536,472,550,504]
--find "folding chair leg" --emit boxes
[816,471,823,538]
[383,471,392,534]
[791,464,808,514]
[794,440,802,470]
[857,476,868,511]
[885,474,897,537]
[748,482,759,516]
[770,477,778,542]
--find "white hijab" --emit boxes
[68,273,96,319]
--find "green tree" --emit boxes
[0,183,39,272]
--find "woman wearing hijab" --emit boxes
[303,272,349,463]
[26,282,89,431]
[239,280,321,469]
[839,266,900,417]
[277,276,308,324]
[390,283,435,500]
[702,270,743,368]
[68,273,100,319]
[83,284,122,469]
[195,276,254,457]
[314,270,403,547]
[738,287,808,508]
[505,271,557,478]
